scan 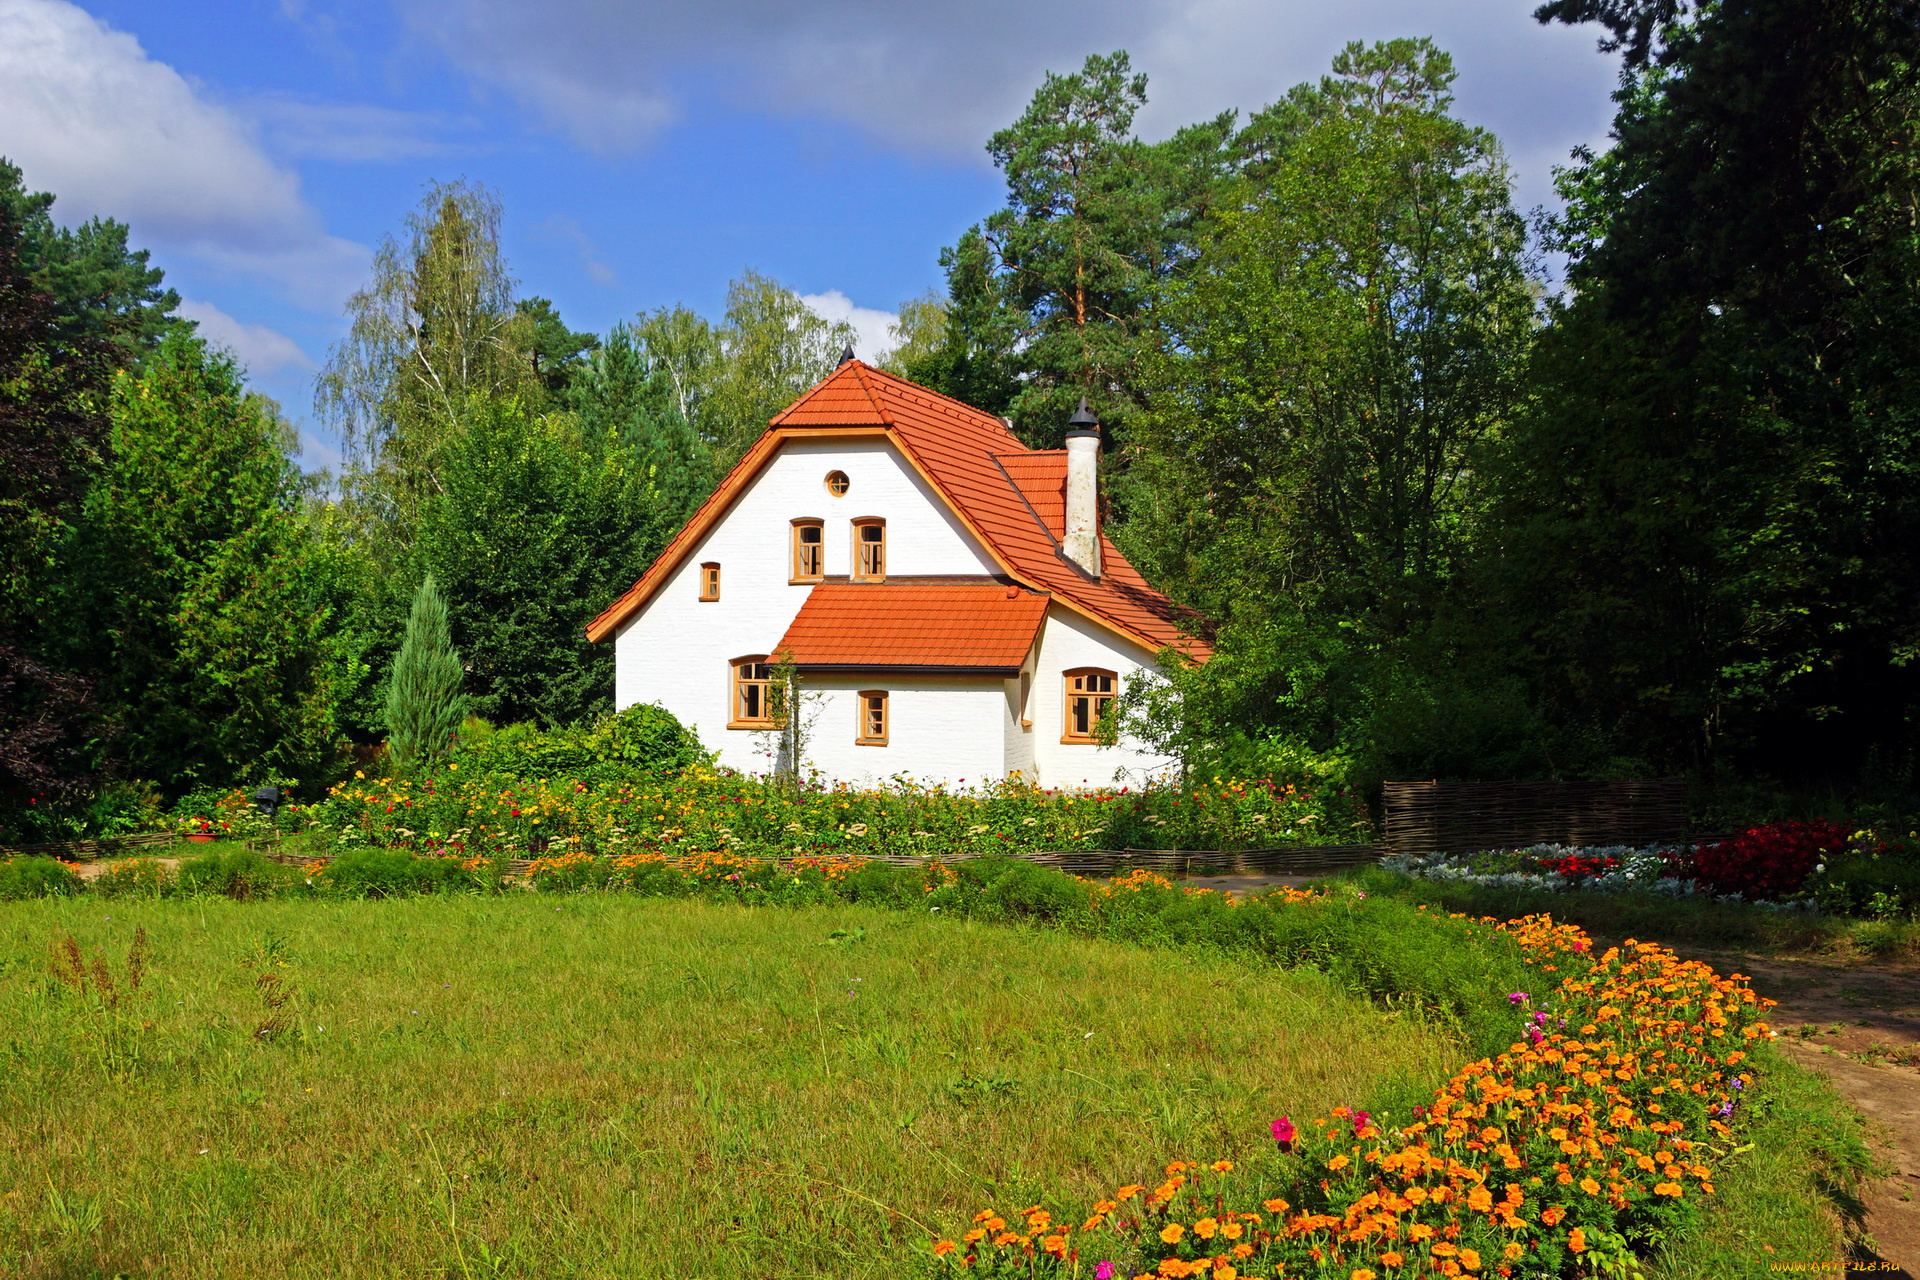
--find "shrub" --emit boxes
[177,849,301,899]
[92,857,176,898]
[0,856,83,899]
[1693,819,1849,900]
[320,849,474,898]
[1806,838,1920,920]
[452,702,710,785]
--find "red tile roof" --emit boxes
[774,582,1048,670]
[587,360,1211,660]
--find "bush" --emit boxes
[453,703,709,786]
[177,849,302,899]
[1693,819,1849,900]
[1807,838,1920,919]
[0,856,83,899]
[320,849,475,898]
[92,857,175,898]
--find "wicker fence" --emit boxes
[0,831,178,862]
[1381,780,1691,857]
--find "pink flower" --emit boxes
[1096,1264,1117,1280]
[1271,1116,1296,1151]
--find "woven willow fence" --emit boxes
[0,831,177,862]
[1380,780,1690,857]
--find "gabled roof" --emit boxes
[586,360,1211,659]
[774,582,1048,671]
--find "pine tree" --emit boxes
[384,575,466,772]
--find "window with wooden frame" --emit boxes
[1062,668,1116,743]
[1018,671,1033,729]
[729,656,775,728]
[856,690,888,745]
[851,518,886,581]
[791,519,824,582]
[824,470,851,497]
[699,562,721,601]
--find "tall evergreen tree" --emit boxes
[53,333,349,790]
[0,159,184,365]
[384,574,466,772]
[938,52,1235,444]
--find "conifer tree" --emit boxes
[384,575,465,772]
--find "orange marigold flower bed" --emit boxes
[930,908,1770,1278]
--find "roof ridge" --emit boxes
[842,359,891,424]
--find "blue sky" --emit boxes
[0,0,1623,472]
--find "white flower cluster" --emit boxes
[1380,844,1812,909]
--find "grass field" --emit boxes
[0,896,1456,1279]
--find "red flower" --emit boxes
[1693,819,1848,900]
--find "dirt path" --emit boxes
[71,856,182,880]
[1657,945,1920,1278]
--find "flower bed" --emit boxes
[302,769,1372,861]
[932,915,1771,1279]
[1381,846,1706,900]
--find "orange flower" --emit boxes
[933,1241,956,1256]
[1379,1251,1404,1266]
[1194,1218,1218,1239]
[1161,1223,1185,1244]
[1457,1248,1480,1270]
[1568,1228,1588,1253]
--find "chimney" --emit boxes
[1062,398,1102,577]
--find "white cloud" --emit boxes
[0,0,367,306]
[176,299,314,378]
[398,0,1620,207]
[800,290,896,364]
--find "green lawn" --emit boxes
[0,896,1455,1279]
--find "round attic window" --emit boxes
[825,470,851,497]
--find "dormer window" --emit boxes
[851,518,886,582]
[791,519,824,582]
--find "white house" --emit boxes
[586,358,1212,788]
